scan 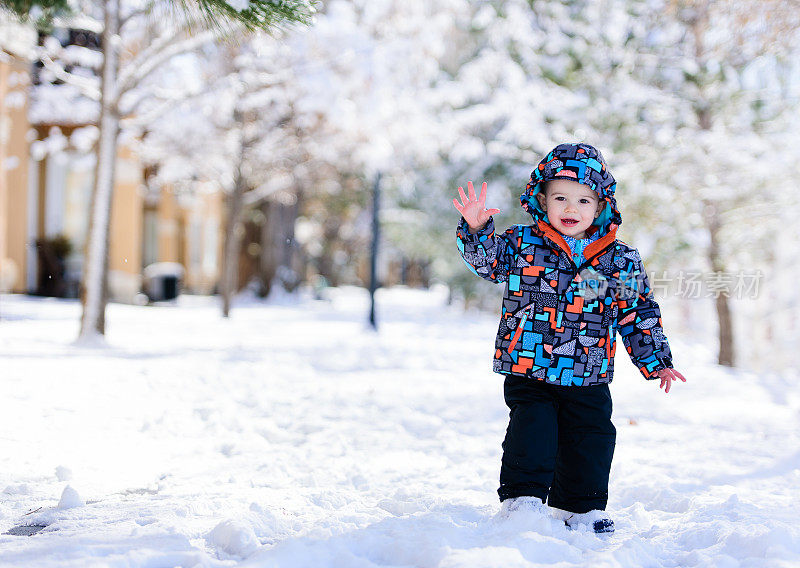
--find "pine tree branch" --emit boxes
[115,0,316,112]
[189,0,316,34]
[0,0,71,29]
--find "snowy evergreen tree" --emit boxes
[611,0,800,367]
[391,0,602,306]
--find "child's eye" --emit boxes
[580,199,590,204]
[555,196,565,201]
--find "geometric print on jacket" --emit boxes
[456,142,673,386]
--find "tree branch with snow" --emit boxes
[116,27,217,103]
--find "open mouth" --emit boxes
[561,218,579,227]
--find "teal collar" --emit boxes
[562,232,600,261]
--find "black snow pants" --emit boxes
[498,374,616,514]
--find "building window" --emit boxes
[43,151,92,291]
[143,208,158,268]
[203,219,218,276]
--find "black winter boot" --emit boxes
[564,510,615,534]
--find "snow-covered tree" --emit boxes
[4,0,316,339]
[138,36,338,312]
[142,0,467,300]
[388,0,606,305]
[611,0,800,367]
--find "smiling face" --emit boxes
[536,179,605,239]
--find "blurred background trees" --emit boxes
[3,0,799,370]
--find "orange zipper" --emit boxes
[507,305,532,353]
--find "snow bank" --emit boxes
[1,289,799,567]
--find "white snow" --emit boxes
[1,156,19,172]
[57,486,84,510]
[0,16,36,60]
[0,287,799,567]
[225,0,251,12]
[28,83,100,126]
[55,467,73,482]
[207,519,259,558]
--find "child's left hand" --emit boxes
[655,368,686,393]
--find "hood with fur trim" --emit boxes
[520,143,622,237]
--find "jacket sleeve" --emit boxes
[615,248,673,379]
[455,216,517,284]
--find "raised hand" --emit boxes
[453,181,501,234]
[656,368,687,394]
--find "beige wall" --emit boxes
[0,53,30,293]
[181,190,223,295]
[141,185,222,295]
[156,187,181,264]
[103,170,224,299]
[107,144,144,301]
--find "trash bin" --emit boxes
[143,262,184,302]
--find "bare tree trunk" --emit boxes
[258,200,278,297]
[706,202,735,366]
[79,0,120,341]
[281,193,301,292]
[689,1,734,367]
[316,221,340,287]
[258,194,300,296]
[715,295,735,366]
[220,121,247,318]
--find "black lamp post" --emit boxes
[368,172,381,329]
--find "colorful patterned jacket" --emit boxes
[456,143,673,386]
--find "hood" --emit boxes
[520,143,622,239]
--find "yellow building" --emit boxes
[0,48,31,293]
[0,44,224,300]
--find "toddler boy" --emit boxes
[453,143,686,533]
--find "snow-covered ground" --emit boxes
[0,287,799,567]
